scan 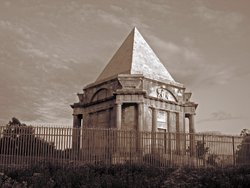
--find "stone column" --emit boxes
[81,112,88,159]
[152,108,157,154]
[189,114,195,156]
[175,113,181,154]
[167,112,171,155]
[138,103,144,132]
[116,103,122,130]
[189,114,195,133]
[81,112,88,128]
[72,114,82,159]
[152,108,157,132]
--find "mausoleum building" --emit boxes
[71,28,197,141]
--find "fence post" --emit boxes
[202,134,206,167]
[232,136,236,166]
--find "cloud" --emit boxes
[196,63,243,86]
[0,0,248,128]
[155,40,182,54]
[0,20,11,28]
[145,34,205,86]
[146,34,246,87]
[35,98,71,123]
[197,111,243,123]
[3,1,11,7]
[148,34,202,62]
[0,20,35,41]
[194,4,244,31]
[138,0,172,15]
[21,47,49,59]
[96,9,127,28]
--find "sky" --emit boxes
[0,0,249,135]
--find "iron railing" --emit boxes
[0,125,249,169]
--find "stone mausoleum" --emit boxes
[71,28,198,153]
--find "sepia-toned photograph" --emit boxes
[0,0,249,187]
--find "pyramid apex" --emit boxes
[133,26,138,31]
[131,27,141,36]
[96,28,176,84]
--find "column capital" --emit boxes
[151,107,157,112]
[185,113,195,118]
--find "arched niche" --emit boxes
[156,87,178,102]
[90,88,112,103]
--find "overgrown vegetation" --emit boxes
[237,129,250,165]
[0,163,250,187]
[195,140,209,159]
[0,117,56,156]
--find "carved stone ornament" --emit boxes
[156,87,176,102]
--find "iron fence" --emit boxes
[0,125,249,170]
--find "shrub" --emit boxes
[236,129,250,165]
[1,164,250,187]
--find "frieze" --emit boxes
[149,86,177,102]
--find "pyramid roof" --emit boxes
[96,27,175,83]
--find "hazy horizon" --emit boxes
[0,0,250,135]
